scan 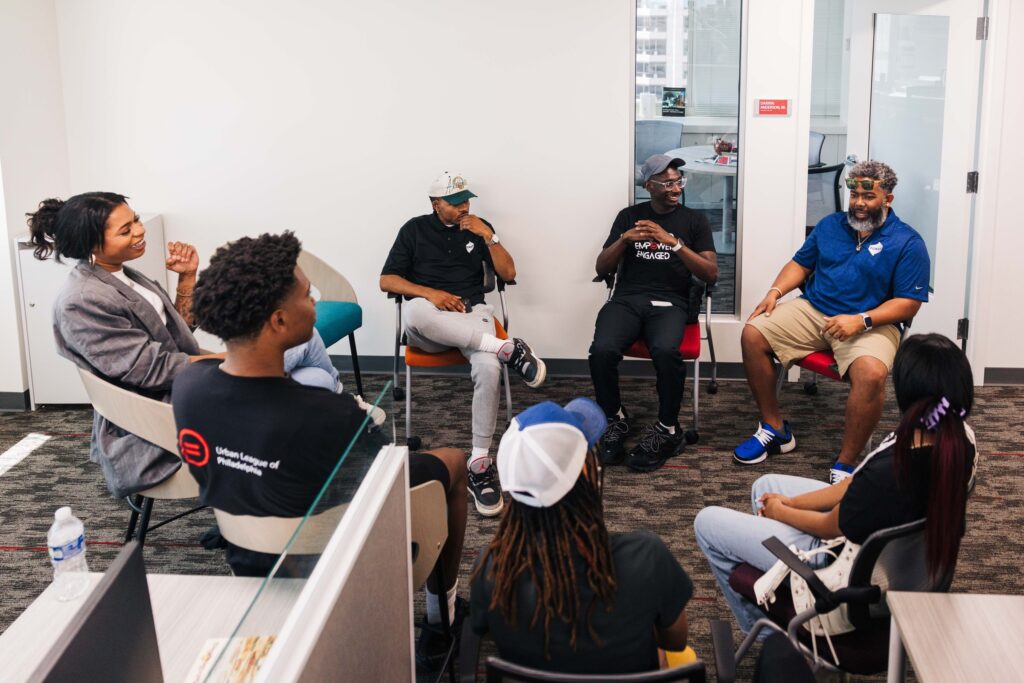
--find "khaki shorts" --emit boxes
[747,297,900,377]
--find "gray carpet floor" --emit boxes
[1,369,1021,682]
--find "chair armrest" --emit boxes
[592,273,614,289]
[710,619,737,683]
[386,292,401,301]
[458,617,481,683]
[496,277,516,291]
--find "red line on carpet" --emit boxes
[662,464,690,470]
[990,452,1024,458]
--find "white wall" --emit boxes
[970,0,1024,376]
[0,0,71,397]
[53,0,631,360]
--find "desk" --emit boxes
[0,573,305,683]
[887,592,1024,682]
[665,145,736,246]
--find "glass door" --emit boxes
[845,0,983,340]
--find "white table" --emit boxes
[665,145,737,246]
[0,573,305,683]
[887,592,1024,682]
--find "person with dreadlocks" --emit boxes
[695,333,977,636]
[470,398,694,674]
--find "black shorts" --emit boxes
[226,451,450,578]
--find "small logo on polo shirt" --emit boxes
[868,242,883,256]
[466,242,474,253]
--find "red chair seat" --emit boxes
[729,563,890,675]
[405,320,508,368]
[795,350,842,381]
[624,322,701,361]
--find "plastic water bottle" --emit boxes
[47,507,90,601]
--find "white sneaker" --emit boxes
[354,394,387,429]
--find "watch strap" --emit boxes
[670,239,683,252]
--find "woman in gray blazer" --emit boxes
[27,192,341,497]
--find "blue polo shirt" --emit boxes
[793,210,930,317]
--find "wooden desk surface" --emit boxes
[887,592,1024,683]
[0,573,305,683]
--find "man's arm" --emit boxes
[822,297,922,341]
[459,216,515,281]
[632,220,717,283]
[378,274,466,313]
[746,260,814,322]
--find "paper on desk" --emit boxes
[184,635,277,683]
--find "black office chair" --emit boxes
[808,131,826,168]
[806,163,844,236]
[710,518,958,680]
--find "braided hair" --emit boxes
[475,448,616,659]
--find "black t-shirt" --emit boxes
[839,432,976,544]
[603,202,715,301]
[171,360,366,517]
[381,213,495,304]
[470,531,693,674]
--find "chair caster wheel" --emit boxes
[708,381,719,395]
[406,436,422,450]
[803,382,818,396]
[393,386,406,401]
[684,430,699,445]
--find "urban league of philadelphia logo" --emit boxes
[178,428,210,467]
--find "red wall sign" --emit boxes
[757,99,790,116]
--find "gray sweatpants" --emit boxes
[403,297,503,451]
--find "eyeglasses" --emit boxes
[648,177,687,190]
[845,178,880,191]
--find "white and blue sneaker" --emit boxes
[828,461,856,485]
[734,421,796,465]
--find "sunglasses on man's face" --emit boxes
[845,178,880,191]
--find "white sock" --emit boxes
[658,422,676,434]
[615,407,626,420]
[469,448,490,474]
[426,581,459,625]
[478,334,509,355]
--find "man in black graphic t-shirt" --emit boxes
[590,154,718,472]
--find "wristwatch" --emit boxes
[861,313,873,330]
[487,233,500,246]
[669,239,683,252]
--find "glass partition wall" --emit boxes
[634,0,741,314]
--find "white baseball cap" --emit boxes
[496,398,607,508]
[428,171,477,205]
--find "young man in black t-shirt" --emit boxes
[590,154,718,472]
[380,172,547,519]
[172,232,468,669]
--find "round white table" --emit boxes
[665,145,737,244]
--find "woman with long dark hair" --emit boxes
[27,192,341,498]
[695,333,976,634]
[471,398,694,674]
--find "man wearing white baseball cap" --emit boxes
[381,172,547,518]
[470,398,695,674]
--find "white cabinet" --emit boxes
[14,214,170,407]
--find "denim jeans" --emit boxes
[284,328,341,392]
[693,474,830,633]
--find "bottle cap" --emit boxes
[55,506,71,521]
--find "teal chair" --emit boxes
[297,250,364,397]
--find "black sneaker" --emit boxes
[505,338,547,388]
[625,423,685,472]
[598,414,631,465]
[416,596,467,671]
[467,459,504,517]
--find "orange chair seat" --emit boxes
[624,322,701,361]
[796,350,842,381]
[405,320,509,368]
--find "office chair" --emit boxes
[711,519,957,680]
[76,368,203,546]
[808,131,826,168]
[298,249,365,397]
[390,262,514,450]
[806,163,844,236]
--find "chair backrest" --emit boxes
[808,131,826,167]
[298,249,358,304]
[846,518,956,628]
[76,367,178,454]
[409,480,448,589]
[806,163,844,231]
[635,120,685,170]
[213,503,349,556]
[485,657,706,682]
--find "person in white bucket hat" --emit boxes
[469,398,696,674]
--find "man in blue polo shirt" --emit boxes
[734,160,929,483]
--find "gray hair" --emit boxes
[849,160,898,192]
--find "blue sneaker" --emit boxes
[734,421,796,465]
[828,461,856,485]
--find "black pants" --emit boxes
[588,293,687,426]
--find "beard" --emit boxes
[848,204,887,232]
